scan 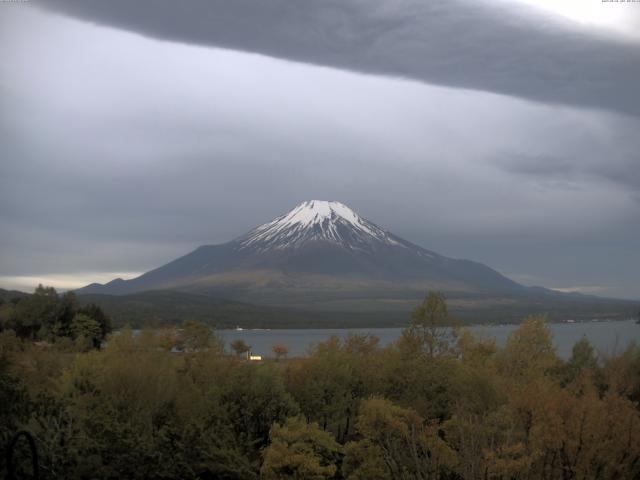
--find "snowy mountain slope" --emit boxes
[238,200,405,252]
[77,200,525,298]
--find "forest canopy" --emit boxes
[1,290,639,479]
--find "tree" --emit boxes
[51,291,79,339]
[603,341,640,404]
[230,339,251,358]
[406,291,457,357]
[497,315,558,381]
[445,406,531,480]
[178,320,221,352]
[217,363,300,461]
[261,416,342,480]
[344,333,380,355]
[457,328,497,367]
[286,338,376,439]
[562,336,602,387]
[71,313,102,351]
[7,285,59,340]
[505,379,640,478]
[350,397,458,479]
[3,286,111,348]
[272,343,289,360]
[78,302,112,340]
[343,440,391,479]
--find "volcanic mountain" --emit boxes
[77,201,637,323]
[79,200,527,302]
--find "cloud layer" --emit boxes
[1,5,639,299]
[38,0,640,117]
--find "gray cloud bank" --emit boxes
[39,0,640,117]
[1,5,640,299]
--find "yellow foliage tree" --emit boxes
[261,416,342,480]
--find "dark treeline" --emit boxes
[0,285,111,350]
[1,291,639,479]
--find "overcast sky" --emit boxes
[1,0,639,299]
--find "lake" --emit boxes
[219,319,640,359]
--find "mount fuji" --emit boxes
[78,200,636,323]
[79,200,524,298]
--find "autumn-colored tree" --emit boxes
[272,343,289,360]
[445,406,531,480]
[344,333,380,355]
[230,338,251,357]
[348,397,458,479]
[261,416,342,480]
[457,328,498,368]
[343,439,390,480]
[603,341,640,404]
[507,378,640,479]
[497,315,559,381]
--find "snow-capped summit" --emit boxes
[238,200,401,251]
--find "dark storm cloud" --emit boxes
[38,0,640,117]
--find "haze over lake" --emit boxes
[220,320,640,359]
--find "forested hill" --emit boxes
[2,286,636,330]
[0,288,29,303]
[77,290,329,329]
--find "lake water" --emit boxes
[219,320,640,359]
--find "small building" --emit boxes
[246,350,262,361]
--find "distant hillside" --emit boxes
[77,290,290,329]
[0,288,30,303]
[1,286,634,329]
[76,289,637,329]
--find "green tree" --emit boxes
[8,285,59,340]
[405,292,457,357]
[78,302,112,341]
[286,337,377,440]
[71,313,102,351]
[219,363,299,458]
[261,416,342,480]
[49,291,78,339]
